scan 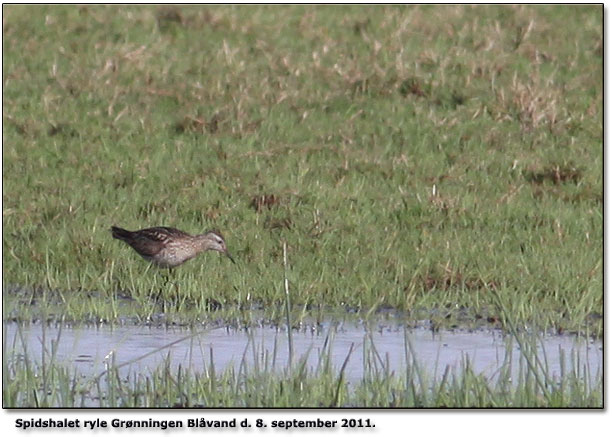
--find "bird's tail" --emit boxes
[111,226,133,241]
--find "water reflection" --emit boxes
[3,322,602,384]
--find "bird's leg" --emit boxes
[151,269,171,307]
[164,269,172,287]
[168,268,181,308]
[159,268,180,309]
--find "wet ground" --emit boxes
[4,321,602,385]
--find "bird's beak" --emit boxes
[225,251,236,264]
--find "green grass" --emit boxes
[2,5,603,335]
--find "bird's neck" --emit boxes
[194,234,215,252]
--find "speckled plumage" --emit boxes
[111,226,234,268]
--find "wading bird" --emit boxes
[111,225,235,268]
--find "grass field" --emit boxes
[3,5,602,334]
[2,4,603,409]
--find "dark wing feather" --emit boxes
[127,227,190,258]
[140,227,191,240]
[160,226,192,238]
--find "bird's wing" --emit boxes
[157,227,192,238]
[127,228,181,257]
[139,227,189,240]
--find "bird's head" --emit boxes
[204,230,235,263]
